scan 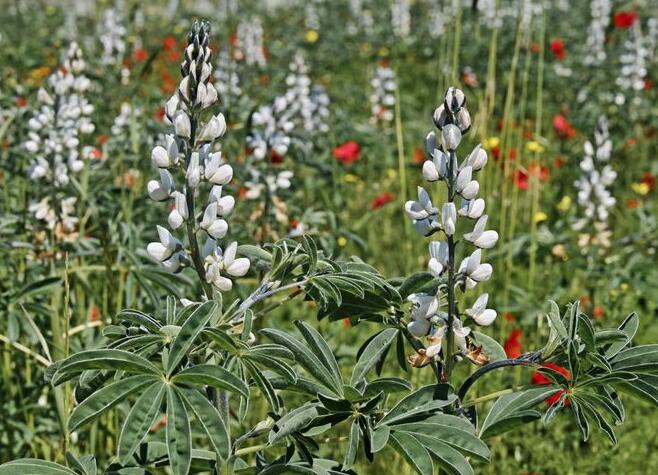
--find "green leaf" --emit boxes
[172,364,249,398]
[612,345,658,373]
[397,272,436,299]
[0,459,76,475]
[547,300,568,339]
[470,331,506,362]
[350,328,398,385]
[261,328,342,396]
[269,403,322,444]
[166,386,192,475]
[343,419,360,470]
[117,309,162,332]
[245,360,281,413]
[69,374,159,431]
[167,301,218,375]
[616,374,658,406]
[605,312,639,359]
[118,381,166,464]
[294,321,343,389]
[364,377,412,397]
[371,426,390,453]
[52,349,161,385]
[408,433,475,475]
[204,328,239,352]
[246,352,297,383]
[378,385,455,427]
[389,432,434,475]
[392,422,489,462]
[479,386,560,438]
[179,388,230,460]
[570,399,590,441]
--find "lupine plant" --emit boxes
[4,21,658,469]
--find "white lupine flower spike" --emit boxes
[145,20,249,296]
[404,87,498,373]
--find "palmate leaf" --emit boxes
[389,432,434,475]
[118,381,166,464]
[269,403,323,444]
[69,374,159,431]
[166,386,192,475]
[294,321,343,390]
[479,386,561,438]
[615,374,658,406]
[244,360,281,413]
[604,312,639,358]
[0,459,77,475]
[342,419,360,470]
[166,301,218,375]
[611,344,658,373]
[179,387,230,460]
[51,349,161,385]
[261,327,343,397]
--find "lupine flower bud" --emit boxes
[428,240,448,276]
[425,131,437,156]
[432,104,448,130]
[165,95,179,121]
[465,145,487,171]
[186,152,201,188]
[422,161,440,181]
[444,87,466,113]
[458,198,485,219]
[198,114,226,142]
[147,170,174,201]
[441,124,461,151]
[151,145,171,168]
[147,225,180,261]
[168,191,189,229]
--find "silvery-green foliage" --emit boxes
[24,42,95,235]
[572,116,616,248]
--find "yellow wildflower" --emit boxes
[526,141,545,154]
[557,195,572,212]
[344,173,359,183]
[631,182,650,195]
[483,137,500,150]
[379,47,390,57]
[337,237,348,247]
[534,211,548,223]
[386,168,397,179]
[305,30,319,43]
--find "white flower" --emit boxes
[147,225,180,262]
[168,191,189,229]
[407,293,439,337]
[458,198,485,219]
[198,114,226,142]
[464,144,488,171]
[209,186,235,215]
[444,86,466,113]
[422,149,449,182]
[441,203,456,236]
[186,152,201,188]
[464,215,499,249]
[205,242,251,291]
[200,202,229,239]
[459,249,493,284]
[425,318,471,358]
[428,240,448,277]
[465,293,497,326]
[455,166,480,200]
[174,111,191,138]
[405,187,439,236]
[204,152,233,185]
[147,169,174,201]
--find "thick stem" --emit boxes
[445,151,457,380]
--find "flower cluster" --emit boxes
[583,0,611,66]
[573,116,616,248]
[615,22,649,105]
[214,49,243,111]
[370,63,396,124]
[391,0,411,38]
[283,53,330,135]
[235,17,267,68]
[24,42,95,233]
[99,8,126,66]
[146,20,249,293]
[404,87,498,368]
[247,97,294,161]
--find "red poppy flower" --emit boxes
[289,219,299,229]
[626,199,641,209]
[593,306,604,319]
[552,114,576,139]
[154,107,165,122]
[509,148,517,161]
[15,97,27,108]
[90,148,102,160]
[371,192,395,210]
[89,305,100,322]
[333,140,361,165]
[531,363,570,405]
[579,295,591,307]
[162,35,177,50]
[504,328,523,358]
[504,312,516,323]
[513,170,529,191]
[133,48,149,62]
[413,147,425,165]
[553,156,566,168]
[645,79,653,91]
[97,134,108,145]
[550,39,566,61]
[613,11,638,29]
